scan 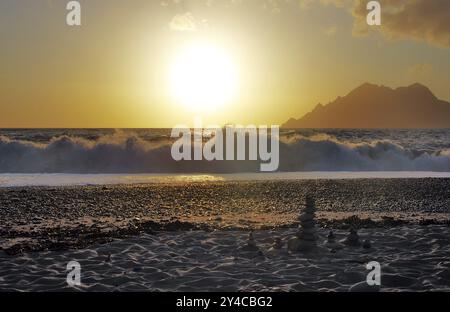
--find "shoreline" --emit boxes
[2,172,450,187]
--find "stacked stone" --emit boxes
[267,237,284,257]
[327,231,336,244]
[325,230,343,250]
[242,232,259,252]
[362,239,372,249]
[288,195,318,252]
[326,230,336,248]
[343,228,361,247]
[296,195,318,251]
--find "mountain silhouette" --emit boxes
[282,83,450,128]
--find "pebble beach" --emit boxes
[0,178,449,291]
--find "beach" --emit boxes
[3,0,450,298]
[0,178,449,291]
[1,226,450,292]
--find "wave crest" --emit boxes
[0,132,449,173]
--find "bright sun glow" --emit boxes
[169,42,238,111]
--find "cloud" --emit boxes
[169,12,199,31]
[298,0,450,48]
[164,0,450,47]
[351,0,450,48]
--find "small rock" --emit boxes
[342,228,361,247]
[241,232,259,252]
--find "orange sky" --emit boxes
[1,0,449,128]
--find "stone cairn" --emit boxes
[267,237,284,257]
[326,230,336,247]
[242,231,260,252]
[272,237,283,250]
[343,228,361,247]
[288,195,317,252]
[326,230,343,251]
[362,239,372,249]
[327,231,336,244]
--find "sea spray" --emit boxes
[0,129,450,173]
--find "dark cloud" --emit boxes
[352,0,450,48]
[163,0,450,47]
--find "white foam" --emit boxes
[0,172,449,187]
[2,133,450,173]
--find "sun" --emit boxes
[169,42,238,111]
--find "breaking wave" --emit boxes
[0,132,449,173]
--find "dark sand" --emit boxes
[1,226,449,291]
[0,179,449,291]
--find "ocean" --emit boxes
[0,129,449,182]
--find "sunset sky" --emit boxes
[1,0,449,128]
